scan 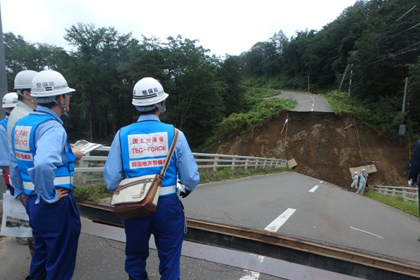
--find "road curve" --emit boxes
[270,91,333,112]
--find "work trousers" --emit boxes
[124,194,185,280]
[25,193,81,280]
[357,182,367,195]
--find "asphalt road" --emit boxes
[269,91,333,112]
[183,172,420,264]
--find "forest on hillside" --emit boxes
[3,0,420,148]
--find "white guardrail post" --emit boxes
[76,153,89,185]
[373,185,419,204]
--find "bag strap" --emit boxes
[160,128,179,177]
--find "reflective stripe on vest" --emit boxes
[160,185,176,196]
[23,176,74,190]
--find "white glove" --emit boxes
[408,179,414,187]
[177,181,186,193]
[177,181,190,198]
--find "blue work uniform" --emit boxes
[104,114,200,280]
[409,140,420,215]
[0,115,13,194]
[9,106,81,280]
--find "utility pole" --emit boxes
[0,2,8,116]
[307,75,310,93]
[338,64,349,92]
[347,64,353,97]
[399,77,409,135]
[402,77,408,113]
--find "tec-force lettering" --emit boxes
[128,132,169,159]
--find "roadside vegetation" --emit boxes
[210,98,296,143]
[73,183,109,203]
[325,91,411,140]
[366,191,419,218]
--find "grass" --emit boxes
[366,191,419,218]
[73,183,110,203]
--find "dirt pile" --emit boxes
[210,111,409,189]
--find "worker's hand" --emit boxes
[72,149,85,161]
[18,196,26,206]
[49,188,69,203]
[408,179,418,187]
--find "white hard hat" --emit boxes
[132,77,168,109]
[14,70,38,90]
[354,172,357,174]
[2,92,18,108]
[362,169,366,171]
[31,70,75,100]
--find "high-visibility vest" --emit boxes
[12,113,75,195]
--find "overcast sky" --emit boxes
[1,0,356,57]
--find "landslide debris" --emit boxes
[208,111,409,189]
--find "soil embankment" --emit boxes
[209,111,409,189]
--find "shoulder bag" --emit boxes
[111,128,179,219]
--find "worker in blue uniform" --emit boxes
[0,92,18,195]
[104,77,200,280]
[9,69,85,280]
[409,140,420,225]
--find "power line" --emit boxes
[396,5,417,22]
[366,42,420,66]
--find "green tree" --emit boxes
[349,0,420,100]
[161,36,225,147]
[217,55,247,117]
[4,33,71,90]
[64,23,136,141]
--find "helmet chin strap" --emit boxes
[156,101,166,113]
[53,94,69,117]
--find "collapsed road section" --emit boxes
[77,201,420,280]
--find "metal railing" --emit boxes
[74,146,288,185]
[373,185,419,204]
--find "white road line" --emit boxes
[240,270,260,280]
[309,185,319,193]
[350,226,384,239]
[264,208,296,232]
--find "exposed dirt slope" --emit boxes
[210,111,409,189]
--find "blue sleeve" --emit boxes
[409,140,420,181]
[0,125,10,167]
[175,130,200,192]
[28,122,67,203]
[9,149,25,197]
[103,130,124,191]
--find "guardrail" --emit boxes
[373,185,419,204]
[74,146,288,185]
